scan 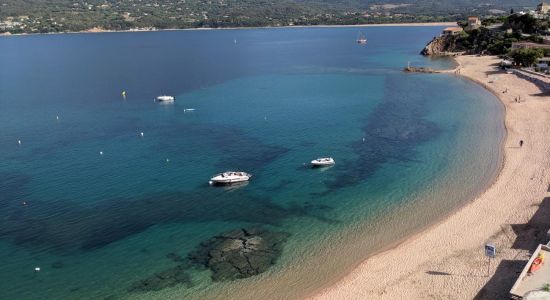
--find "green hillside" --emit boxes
[0,0,542,34]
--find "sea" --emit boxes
[0,26,504,299]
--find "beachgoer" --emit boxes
[520,140,524,147]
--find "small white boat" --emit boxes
[183,108,195,112]
[156,95,175,102]
[209,171,251,185]
[311,157,335,167]
[356,32,367,44]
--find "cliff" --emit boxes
[421,35,465,56]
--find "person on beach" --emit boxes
[520,140,524,147]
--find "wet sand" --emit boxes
[312,55,550,299]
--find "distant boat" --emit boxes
[357,32,367,44]
[156,95,175,102]
[311,157,335,167]
[209,171,251,185]
[183,108,195,112]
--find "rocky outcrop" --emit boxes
[421,35,465,56]
[188,227,289,281]
[403,66,439,73]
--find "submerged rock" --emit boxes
[51,261,64,269]
[188,227,289,281]
[128,265,192,293]
[166,252,184,263]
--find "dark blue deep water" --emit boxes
[0,26,503,299]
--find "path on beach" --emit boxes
[312,56,550,300]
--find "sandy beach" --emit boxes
[0,22,457,37]
[312,55,550,299]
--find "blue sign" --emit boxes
[485,244,496,258]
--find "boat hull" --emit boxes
[210,177,250,185]
[311,162,334,168]
[209,172,251,185]
[311,158,335,167]
[156,96,175,102]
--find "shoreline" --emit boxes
[0,22,457,37]
[311,55,550,299]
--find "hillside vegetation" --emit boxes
[0,0,541,34]
[422,13,550,66]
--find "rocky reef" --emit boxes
[128,265,192,293]
[188,227,289,281]
[403,66,439,73]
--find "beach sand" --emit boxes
[311,55,550,299]
[0,22,457,37]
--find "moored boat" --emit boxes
[357,32,367,44]
[156,95,175,102]
[311,157,335,167]
[209,171,251,185]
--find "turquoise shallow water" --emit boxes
[0,27,503,299]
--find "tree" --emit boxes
[511,48,544,67]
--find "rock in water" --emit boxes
[128,265,192,292]
[188,227,289,281]
[51,261,64,269]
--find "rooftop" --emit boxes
[443,27,463,32]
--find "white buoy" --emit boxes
[166,158,170,163]
[362,137,365,142]
[34,267,41,272]
[99,151,103,156]
[18,140,21,145]
[56,115,59,121]
[140,132,144,137]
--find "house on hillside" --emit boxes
[537,2,550,14]
[532,2,550,19]
[442,27,463,36]
[465,16,481,31]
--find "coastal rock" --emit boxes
[403,66,438,73]
[188,227,289,281]
[421,35,464,56]
[128,265,192,293]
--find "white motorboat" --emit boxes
[156,95,175,102]
[209,171,251,185]
[311,157,335,167]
